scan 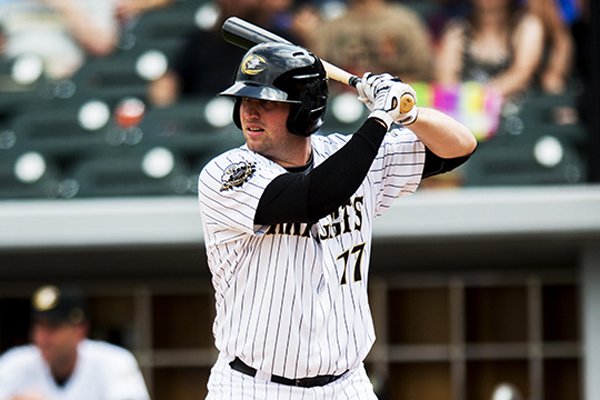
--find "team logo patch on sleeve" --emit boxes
[220,161,256,191]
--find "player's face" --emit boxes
[32,321,85,369]
[240,98,308,167]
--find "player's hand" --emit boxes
[356,72,395,111]
[358,73,418,128]
[356,79,373,111]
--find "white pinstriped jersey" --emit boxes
[198,125,425,380]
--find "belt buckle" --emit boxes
[295,379,303,387]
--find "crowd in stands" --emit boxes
[0,0,587,100]
[0,0,592,195]
[139,0,587,114]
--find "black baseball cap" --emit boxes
[30,285,89,325]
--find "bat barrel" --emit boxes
[222,17,291,50]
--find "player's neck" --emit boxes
[270,140,312,169]
[476,8,510,29]
[50,354,78,387]
[285,152,314,173]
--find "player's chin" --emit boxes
[243,127,266,140]
[243,130,265,148]
[245,140,264,154]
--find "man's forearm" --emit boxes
[408,107,477,159]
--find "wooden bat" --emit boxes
[221,17,414,114]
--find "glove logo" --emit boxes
[241,55,267,76]
[220,161,256,191]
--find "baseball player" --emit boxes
[0,285,150,400]
[198,42,477,399]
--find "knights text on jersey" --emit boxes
[198,126,425,379]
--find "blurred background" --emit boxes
[0,0,598,399]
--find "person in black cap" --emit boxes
[0,284,150,400]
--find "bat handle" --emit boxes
[348,75,361,88]
[348,76,415,114]
[320,61,415,114]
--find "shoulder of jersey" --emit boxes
[0,344,39,366]
[202,146,250,169]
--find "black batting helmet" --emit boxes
[220,42,328,137]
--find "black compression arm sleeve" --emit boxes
[421,147,474,178]
[255,119,387,225]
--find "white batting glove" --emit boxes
[358,73,418,129]
[356,72,396,111]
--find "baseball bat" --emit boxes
[221,17,414,114]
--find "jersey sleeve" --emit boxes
[370,125,426,216]
[94,344,149,400]
[0,351,17,400]
[106,356,149,400]
[198,148,286,242]
[0,347,32,400]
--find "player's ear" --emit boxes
[73,321,89,340]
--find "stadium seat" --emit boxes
[0,149,63,199]
[7,107,110,160]
[462,134,586,186]
[130,5,200,58]
[69,53,148,104]
[67,147,195,197]
[518,89,587,146]
[0,58,50,122]
[136,99,244,158]
[461,85,588,186]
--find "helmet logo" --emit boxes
[241,55,267,76]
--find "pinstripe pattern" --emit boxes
[198,125,425,397]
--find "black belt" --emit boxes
[229,357,347,388]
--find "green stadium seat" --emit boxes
[0,149,63,199]
[7,107,109,160]
[517,89,587,146]
[463,134,586,186]
[0,58,50,121]
[130,5,199,48]
[67,147,195,197]
[69,53,148,104]
[136,99,244,157]
[462,85,588,186]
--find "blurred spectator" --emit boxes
[0,24,5,55]
[423,0,470,43]
[307,0,435,87]
[566,0,590,124]
[569,0,589,78]
[435,0,545,100]
[148,0,300,107]
[527,0,575,93]
[0,284,150,400]
[290,3,323,46]
[0,0,119,80]
[253,0,303,44]
[115,0,175,23]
